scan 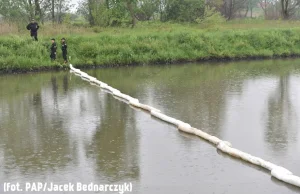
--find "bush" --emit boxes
[196,6,225,25]
[163,0,205,22]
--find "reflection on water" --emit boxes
[1,59,300,193]
[265,74,298,154]
[87,97,140,182]
[0,72,140,188]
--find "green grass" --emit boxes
[2,21,300,72]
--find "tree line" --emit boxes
[0,0,71,24]
[1,0,300,27]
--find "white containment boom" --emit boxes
[69,64,300,188]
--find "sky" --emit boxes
[70,0,80,12]
[71,0,80,5]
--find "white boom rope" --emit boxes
[69,64,300,188]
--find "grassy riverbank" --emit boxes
[1,21,300,72]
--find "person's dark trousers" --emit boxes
[62,51,67,62]
[31,32,38,41]
[50,53,56,60]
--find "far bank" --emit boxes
[1,25,300,73]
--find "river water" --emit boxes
[1,59,300,194]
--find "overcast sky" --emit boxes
[70,0,80,12]
[71,0,80,5]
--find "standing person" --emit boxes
[50,38,57,61]
[26,19,39,41]
[61,38,68,64]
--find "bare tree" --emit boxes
[87,0,95,25]
[259,0,268,17]
[34,0,41,18]
[27,0,34,19]
[126,0,136,27]
[280,0,300,19]
[222,0,247,19]
[52,0,55,23]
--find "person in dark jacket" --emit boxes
[61,38,68,63]
[50,38,57,61]
[26,19,39,41]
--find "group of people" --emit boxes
[26,19,68,63]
